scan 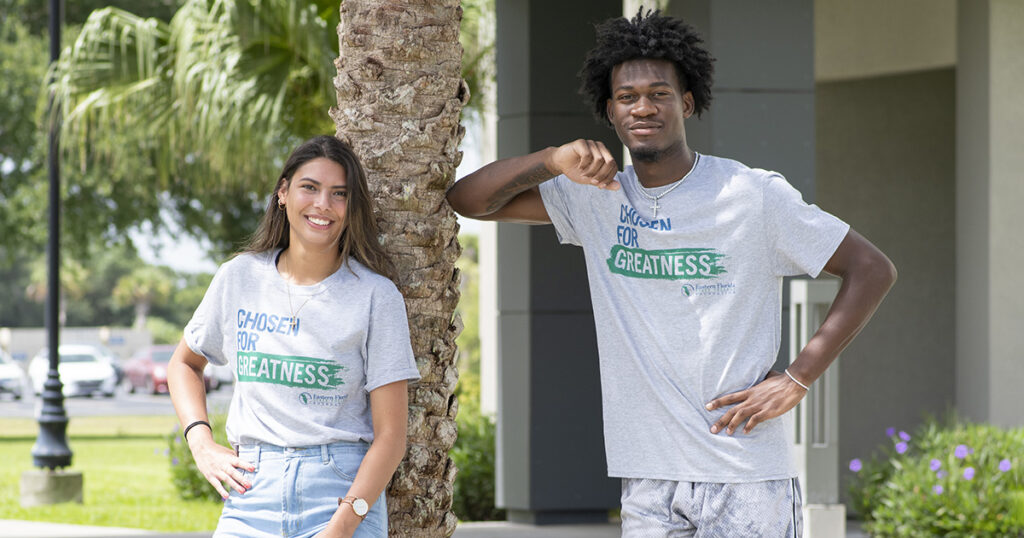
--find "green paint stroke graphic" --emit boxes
[236,352,347,389]
[606,246,727,280]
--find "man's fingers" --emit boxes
[744,411,768,434]
[706,390,745,411]
[575,140,595,171]
[710,407,735,434]
[726,406,753,435]
[595,159,620,189]
[583,140,607,178]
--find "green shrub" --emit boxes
[167,416,229,502]
[452,401,505,522]
[848,418,1024,537]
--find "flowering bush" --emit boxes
[848,419,1024,536]
[167,416,230,502]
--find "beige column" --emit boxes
[956,0,1024,427]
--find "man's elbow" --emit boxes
[445,185,486,219]
[868,251,898,292]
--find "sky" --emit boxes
[136,127,485,274]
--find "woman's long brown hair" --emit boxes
[240,135,394,280]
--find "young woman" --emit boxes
[168,135,419,538]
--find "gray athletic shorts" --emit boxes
[620,477,803,537]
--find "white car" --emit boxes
[0,350,27,400]
[29,345,118,398]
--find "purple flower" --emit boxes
[163,448,169,456]
[849,458,863,472]
[171,457,179,466]
[895,442,908,454]
[999,459,1012,472]
[930,459,942,471]
[954,444,969,459]
[937,470,948,479]
[886,427,896,437]
[963,467,975,480]
[898,431,911,442]
[933,485,944,495]
[153,448,160,455]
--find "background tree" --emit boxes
[25,256,89,326]
[112,264,175,330]
[332,1,467,534]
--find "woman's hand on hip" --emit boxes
[187,433,254,499]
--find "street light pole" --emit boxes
[31,0,72,471]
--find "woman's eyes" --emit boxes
[299,184,346,198]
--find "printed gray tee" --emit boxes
[538,154,849,483]
[185,250,420,447]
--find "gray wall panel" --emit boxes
[816,68,956,509]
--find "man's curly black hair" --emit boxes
[579,9,715,124]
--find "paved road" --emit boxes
[0,383,232,418]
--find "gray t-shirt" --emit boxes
[538,154,849,483]
[185,250,420,447]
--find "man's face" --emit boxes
[606,58,695,163]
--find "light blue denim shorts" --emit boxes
[215,442,386,538]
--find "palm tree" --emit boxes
[52,0,492,258]
[51,0,340,256]
[112,265,174,330]
[332,2,466,534]
[56,1,487,533]
[25,256,89,326]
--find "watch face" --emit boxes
[353,498,369,516]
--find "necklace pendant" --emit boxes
[288,318,297,330]
[650,198,660,218]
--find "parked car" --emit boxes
[206,361,233,389]
[94,344,125,386]
[124,344,216,394]
[28,345,118,398]
[0,350,28,400]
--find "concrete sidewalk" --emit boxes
[0,519,869,537]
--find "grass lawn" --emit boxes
[0,416,222,531]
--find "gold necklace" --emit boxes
[282,254,338,331]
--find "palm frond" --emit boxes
[53,0,336,191]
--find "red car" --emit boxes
[123,345,217,394]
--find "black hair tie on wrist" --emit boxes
[183,420,212,442]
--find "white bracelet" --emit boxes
[785,369,810,391]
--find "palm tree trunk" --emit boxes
[332,1,467,536]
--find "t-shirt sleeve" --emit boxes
[364,281,421,392]
[184,264,230,366]
[538,175,584,246]
[763,174,850,278]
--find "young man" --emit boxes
[447,11,896,537]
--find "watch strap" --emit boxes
[338,496,367,519]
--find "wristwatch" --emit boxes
[339,496,369,519]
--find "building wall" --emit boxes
[815,0,956,81]
[815,68,957,505]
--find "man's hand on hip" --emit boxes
[704,370,806,436]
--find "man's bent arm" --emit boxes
[788,229,897,384]
[447,140,619,224]
[706,229,897,435]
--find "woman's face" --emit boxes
[277,157,348,254]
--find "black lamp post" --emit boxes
[31,0,72,471]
